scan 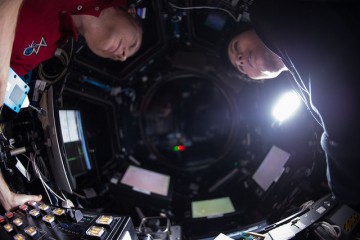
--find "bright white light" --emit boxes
[272,91,301,122]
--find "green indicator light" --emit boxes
[173,145,185,152]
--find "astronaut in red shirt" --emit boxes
[12,0,142,75]
[0,0,142,211]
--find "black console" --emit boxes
[0,201,138,240]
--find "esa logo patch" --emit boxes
[23,37,47,56]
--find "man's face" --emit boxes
[83,8,142,62]
[227,30,285,80]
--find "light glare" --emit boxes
[272,91,301,122]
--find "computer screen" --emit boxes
[46,86,92,193]
[58,109,92,177]
[191,197,236,218]
[252,145,291,192]
[120,165,171,197]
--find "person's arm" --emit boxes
[0,0,23,107]
[0,172,42,211]
[0,1,43,211]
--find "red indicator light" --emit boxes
[5,212,13,219]
[173,145,186,152]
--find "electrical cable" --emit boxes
[33,160,66,203]
[40,174,53,205]
[2,133,64,205]
[312,221,341,240]
[33,155,50,182]
[22,153,52,201]
[168,2,242,22]
[61,191,67,200]
[71,191,87,200]
[21,152,66,203]
[38,37,74,85]
[300,200,314,211]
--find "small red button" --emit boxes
[5,211,13,219]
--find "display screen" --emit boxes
[252,145,290,192]
[59,110,91,177]
[120,165,171,197]
[191,197,235,218]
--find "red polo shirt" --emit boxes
[11,0,127,76]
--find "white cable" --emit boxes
[26,153,66,203]
[61,191,67,200]
[168,2,240,22]
[40,175,53,205]
[5,136,63,204]
[72,191,87,199]
[300,200,314,210]
[17,152,53,204]
[36,161,52,204]
[32,159,66,202]
[314,221,341,239]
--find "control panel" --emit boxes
[0,201,138,240]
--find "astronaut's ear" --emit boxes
[127,7,137,18]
